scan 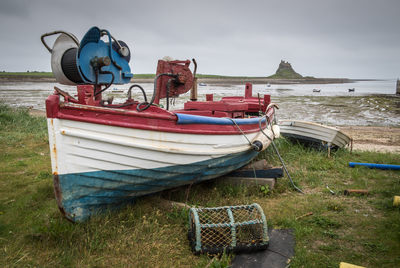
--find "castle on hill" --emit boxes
[268,60,303,79]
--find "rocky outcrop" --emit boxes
[268,60,303,79]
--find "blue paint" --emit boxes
[57,150,258,221]
[77,26,132,84]
[349,162,400,170]
[176,113,266,125]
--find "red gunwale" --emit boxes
[46,94,270,135]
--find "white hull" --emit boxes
[278,120,351,148]
[48,118,276,176]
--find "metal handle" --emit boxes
[40,30,80,53]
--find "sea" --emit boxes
[0,79,398,126]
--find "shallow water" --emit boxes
[0,80,398,126]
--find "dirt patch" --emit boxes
[29,109,46,117]
[340,126,400,153]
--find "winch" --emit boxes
[41,26,133,86]
[41,26,195,111]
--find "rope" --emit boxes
[226,118,255,148]
[258,116,305,194]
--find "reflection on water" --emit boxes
[0,80,399,126]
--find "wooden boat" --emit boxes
[110,87,124,93]
[278,120,351,149]
[41,26,279,222]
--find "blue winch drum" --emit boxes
[188,203,269,254]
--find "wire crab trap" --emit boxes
[188,203,269,254]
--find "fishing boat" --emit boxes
[110,87,124,93]
[41,26,279,222]
[278,120,351,149]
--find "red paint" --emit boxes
[206,94,213,101]
[184,101,248,111]
[46,81,274,135]
[264,94,271,105]
[221,95,270,114]
[245,83,252,98]
[154,60,194,104]
[46,94,60,118]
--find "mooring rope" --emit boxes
[258,115,305,194]
[226,118,255,149]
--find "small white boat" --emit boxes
[266,83,271,88]
[278,120,351,149]
[111,88,124,93]
[199,83,207,86]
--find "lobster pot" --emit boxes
[188,203,269,254]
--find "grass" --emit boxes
[0,72,54,77]
[0,104,399,267]
[267,68,303,79]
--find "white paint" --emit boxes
[48,118,276,175]
[279,120,351,147]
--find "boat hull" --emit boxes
[48,118,269,221]
[279,120,351,148]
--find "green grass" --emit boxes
[267,68,303,79]
[0,72,54,77]
[0,104,399,267]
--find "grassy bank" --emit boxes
[0,72,54,77]
[0,104,399,267]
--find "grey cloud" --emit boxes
[0,0,30,17]
[0,0,399,78]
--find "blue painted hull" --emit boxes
[54,150,259,221]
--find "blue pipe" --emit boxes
[349,162,400,170]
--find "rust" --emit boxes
[296,212,313,220]
[344,189,369,195]
[52,144,58,171]
[54,86,79,103]
[62,102,177,121]
[53,174,66,216]
[53,174,74,223]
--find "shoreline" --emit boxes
[0,75,369,85]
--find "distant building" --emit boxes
[268,60,303,79]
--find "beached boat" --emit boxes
[41,26,279,222]
[348,88,355,92]
[312,88,321,93]
[278,120,351,149]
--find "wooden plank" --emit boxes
[228,168,283,178]
[218,177,276,189]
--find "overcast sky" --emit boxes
[0,0,399,79]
